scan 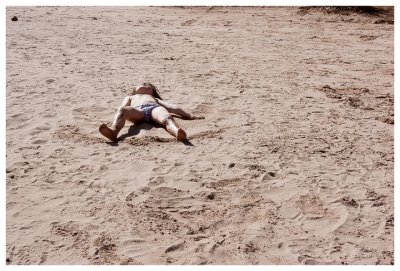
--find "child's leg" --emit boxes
[99,106,144,141]
[151,107,187,141]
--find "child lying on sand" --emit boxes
[99,83,203,141]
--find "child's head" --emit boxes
[130,83,162,100]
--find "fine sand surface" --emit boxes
[6,6,394,264]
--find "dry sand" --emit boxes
[6,6,394,265]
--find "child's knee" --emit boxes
[117,106,129,115]
[157,114,171,125]
[164,114,174,121]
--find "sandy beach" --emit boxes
[6,6,394,264]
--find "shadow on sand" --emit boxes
[106,122,194,146]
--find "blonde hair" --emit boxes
[129,83,163,100]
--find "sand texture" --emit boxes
[6,7,394,265]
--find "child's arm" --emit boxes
[121,96,131,107]
[156,99,204,120]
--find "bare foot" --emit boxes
[166,119,187,141]
[176,128,187,141]
[99,124,118,141]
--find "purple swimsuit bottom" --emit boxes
[136,103,159,122]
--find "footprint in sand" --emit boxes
[7,113,32,129]
[30,138,48,144]
[192,101,213,116]
[283,193,349,236]
[151,162,176,174]
[29,123,51,135]
[148,176,165,187]
[41,111,57,118]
